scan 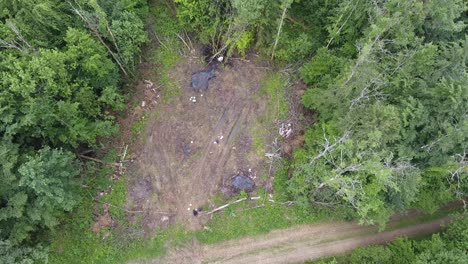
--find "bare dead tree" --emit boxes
[421,134,449,152]
[327,0,360,48]
[341,8,405,89]
[310,130,352,164]
[315,163,362,191]
[68,1,128,76]
[0,21,36,53]
[271,5,288,60]
[449,150,467,195]
[0,38,23,51]
[349,78,385,109]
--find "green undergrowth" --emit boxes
[259,72,289,124]
[249,72,289,157]
[48,150,125,263]
[150,0,183,102]
[131,111,150,136]
[48,149,192,263]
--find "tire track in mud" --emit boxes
[191,97,234,184]
[213,104,251,173]
[145,125,179,210]
[190,97,250,189]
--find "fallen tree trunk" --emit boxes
[204,196,295,215]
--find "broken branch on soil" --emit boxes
[121,145,128,162]
[77,154,121,166]
[205,198,247,215]
[229,57,251,62]
[265,153,282,159]
[175,33,193,54]
[204,196,295,215]
[153,33,169,50]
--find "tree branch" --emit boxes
[310,130,352,164]
[271,6,288,60]
[68,1,128,76]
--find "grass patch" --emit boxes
[122,225,192,263]
[152,44,181,102]
[50,219,191,264]
[248,72,289,157]
[259,73,289,124]
[149,0,183,103]
[251,125,266,156]
[273,163,291,202]
[195,201,324,244]
[101,177,127,220]
[131,112,149,135]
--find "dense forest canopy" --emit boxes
[0,0,467,262]
[0,0,148,257]
[288,0,468,226]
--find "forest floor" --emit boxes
[136,209,455,264]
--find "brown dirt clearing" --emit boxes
[126,56,272,231]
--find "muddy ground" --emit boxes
[126,55,275,231]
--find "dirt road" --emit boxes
[201,217,449,264]
[144,215,450,264]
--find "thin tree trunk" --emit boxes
[107,25,121,55]
[271,6,288,60]
[326,0,359,48]
[69,3,128,76]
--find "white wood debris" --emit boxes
[279,123,293,138]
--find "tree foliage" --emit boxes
[0,239,48,264]
[289,0,467,226]
[0,146,80,243]
[175,0,283,57]
[0,0,148,258]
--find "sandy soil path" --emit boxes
[201,217,449,264]
[141,213,451,264]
